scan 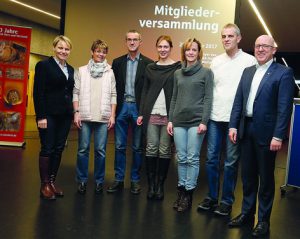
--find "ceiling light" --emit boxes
[9,0,60,19]
[248,0,278,47]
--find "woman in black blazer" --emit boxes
[33,35,74,200]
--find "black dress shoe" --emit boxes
[252,221,269,237]
[77,182,87,195]
[228,213,254,227]
[95,183,103,194]
[130,182,141,195]
[107,181,124,193]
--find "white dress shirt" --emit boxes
[246,59,273,116]
[54,57,69,79]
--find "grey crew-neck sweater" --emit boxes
[168,61,213,127]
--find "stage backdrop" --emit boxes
[65,0,236,67]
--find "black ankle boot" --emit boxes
[173,186,185,209]
[177,189,194,212]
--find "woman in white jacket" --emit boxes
[73,39,117,194]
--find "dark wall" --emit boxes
[235,0,300,79]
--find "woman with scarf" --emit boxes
[73,39,117,194]
[167,38,213,212]
[137,35,181,200]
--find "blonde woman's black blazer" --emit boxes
[33,56,74,120]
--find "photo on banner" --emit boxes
[0,24,31,147]
[65,0,236,67]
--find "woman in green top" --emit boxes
[167,38,213,212]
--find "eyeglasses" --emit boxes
[254,44,274,50]
[126,38,140,43]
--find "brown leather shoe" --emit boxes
[50,182,64,197]
[40,183,56,200]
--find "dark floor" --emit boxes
[0,118,300,239]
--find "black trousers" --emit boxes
[240,118,277,222]
[38,114,72,175]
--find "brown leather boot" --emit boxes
[39,156,56,200]
[49,154,63,197]
[50,175,64,197]
[40,183,56,200]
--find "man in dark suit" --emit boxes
[107,30,153,194]
[228,35,295,237]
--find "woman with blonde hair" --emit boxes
[167,38,213,211]
[33,35,74,200]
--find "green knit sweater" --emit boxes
[169,61,213,127]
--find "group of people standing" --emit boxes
[33,23,295,238]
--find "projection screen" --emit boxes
[65,0,236,67]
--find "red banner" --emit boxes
[0,24,32,147]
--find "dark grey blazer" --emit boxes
[111,53,153,115]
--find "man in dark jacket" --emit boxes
[107,30,153,194]
[228,35,295,237]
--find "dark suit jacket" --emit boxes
[112,53,153,115]
[229,62,295,145]
[33,57,74,120]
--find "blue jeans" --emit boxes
[114,103,142,182]
[173,127,205,190]
[76,121,108,184]
[205,120,240,205]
